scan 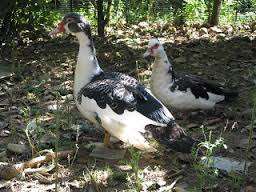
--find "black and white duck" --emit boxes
[143,38,238,111]
[50,13,196,153]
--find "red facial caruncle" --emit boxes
[149,43,159,54]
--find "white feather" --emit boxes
[151,66,224,110]
[72,32,173,151]
[77,95,161,151]
[148,40,225,110]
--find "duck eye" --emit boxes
[152,43,159,49]
[66,18,74,22]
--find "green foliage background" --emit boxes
[0,0,255,45]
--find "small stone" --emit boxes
[201,33,210,38]
[48,104,57,111]
[89,142,126,160]
[10,106,18,111]
[7,143,28,154]
[69,180,83,189]
[201,156,252,173]
[138,21,149,29]
[209,26,222,33]
[199,27,208,35]
[0,130,10,137]
[158,180,166,186]
[47,103,63,111]
[226,26,233,34]
[61,94,73,101]
[117,165,132,171]
[186,123,199,129]
[217,33,226,39]
[0,121,7,129]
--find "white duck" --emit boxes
[50,13,196,153]
[143,38,238,111]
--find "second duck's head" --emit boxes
[143,38,165,59]
[50,13,92,40]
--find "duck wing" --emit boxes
[171,73,237,100]
[77,72,174,125]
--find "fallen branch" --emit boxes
[0,150,73,180]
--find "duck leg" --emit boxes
[103,131,111,147]
[89,130,126,160]
[104,131,124,149]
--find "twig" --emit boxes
[0,150,73,180]
[71,144,79,166]
[25,127,37,156]
[166,169,184,179]
[159,176,183,192]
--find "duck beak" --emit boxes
[49,21,65,37]
[143,50,151,58]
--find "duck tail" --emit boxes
[224,90,238,102]
[164,122,199,154]
[145,122,199,154]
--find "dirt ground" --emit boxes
[0,24,256,191]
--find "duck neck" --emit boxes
[74,32,102,96]
[152,51,174,80]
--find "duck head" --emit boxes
[143,38,165,58]
[50,13,92,39]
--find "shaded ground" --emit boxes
[0,24,256,191]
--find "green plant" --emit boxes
[111,170,128,182]
[82,162,108,192]
[228,171,244,191]
[51,91,62,192]
[191,126,227,191]
[127,147,143,192]
[246,93,256,156]
[21,106,38,156]
[184,0,208,24]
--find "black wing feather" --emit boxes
[77,72,172,124]
[171,73,226,100]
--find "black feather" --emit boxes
[145,122,198,153]
[77,72,173,125]
[170,73,237,101]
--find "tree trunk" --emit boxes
[105,0,112,27]
[97,0,105,37]
[0,1,16,40]
[113,0,119,15]
[208,0,222,26]
[124,0,129,23]
[69,0,73,12]
[96,0,112,37]
[205,1,212,24]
